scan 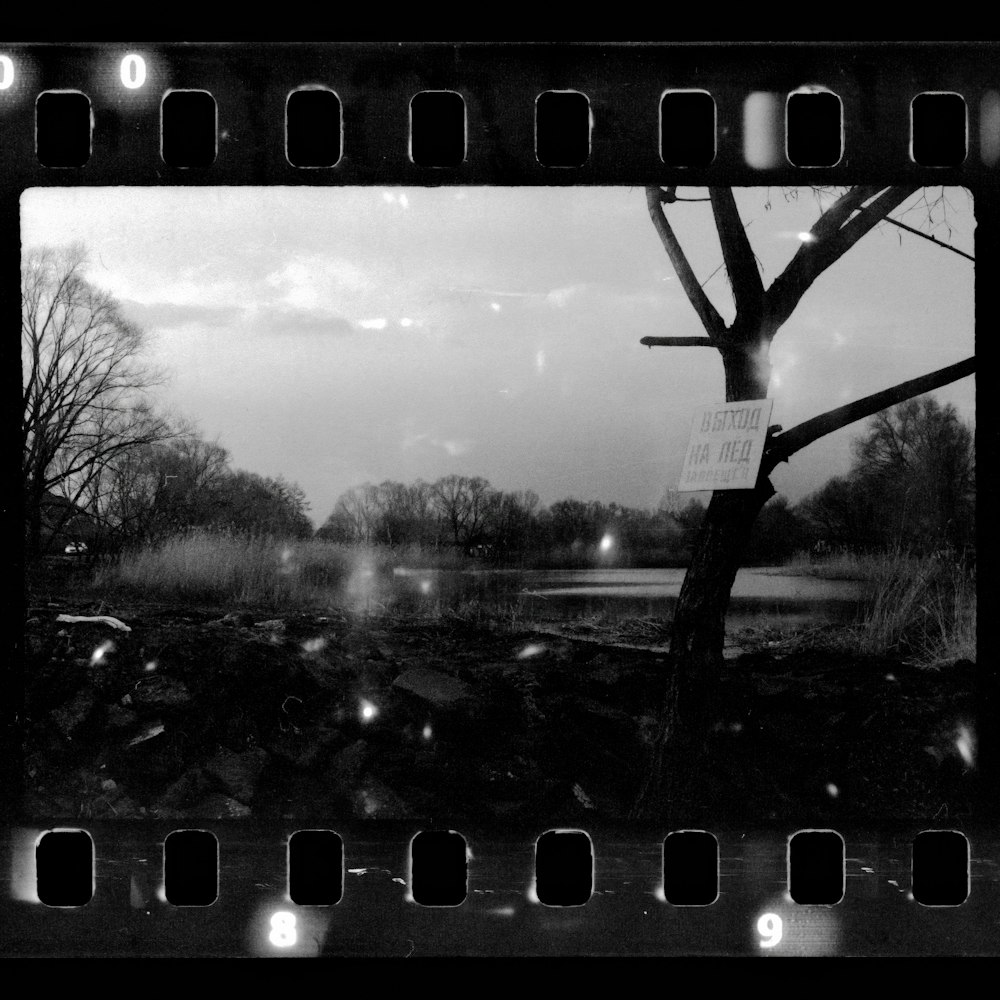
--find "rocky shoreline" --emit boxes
[21,602,987,826]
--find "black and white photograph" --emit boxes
[20,181,981,829]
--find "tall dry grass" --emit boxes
[749,548,976,665]
[849,550,976,665]
[93,531,401,610]
[793,548,976,665]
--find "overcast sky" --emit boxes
[21,186,975,528]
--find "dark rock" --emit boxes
[393,667,473,707]
[587,664,621,687]
[156,768,214,810]
[131,675,192,712]
[125,738,185,781]
[361,661,397,687]
[126,719,166,746]
[105,704,139,729]
[188,793,253,819]
[263,728,307,765]
[210,611,256,628]
[295,657,351,693]
[329,739,370,788]
[353,778,411,819]
[26,658,88,712]
[294,727,344,770]
[50,688,98,740]
[204,747,269,803]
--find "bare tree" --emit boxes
[331,484,380,543]
[634,186,976,817]
[431,474,496,549]
[22,245,172,557]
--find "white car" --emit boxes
[64,542,88,555]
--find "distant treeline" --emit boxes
[316,397,975,567]
[317,476,713,567]
[38,395,973,569]
[34,431,314,557]
[316,475,819,567]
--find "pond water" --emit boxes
[350,566,864,633]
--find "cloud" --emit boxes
[381,190,410,209]
[246,303,356,337]
[401,430,472,457]
[119,298,242,330]
[545,284,585,308]
[265,255,374,309]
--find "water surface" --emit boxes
[370,566,863,633]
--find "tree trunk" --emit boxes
[668,481,775,731]
[632,343,771,819]
[25,476,46,561]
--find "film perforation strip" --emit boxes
[3,41,997,958]
[1,44,996,180]
[23,825,977,908]
[16,80,982,172]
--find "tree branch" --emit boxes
[709,188,764,326]
[808,185,882,241]
[645,186,725,339]
[764,356,975,470]
[878,213,976,262]
[640,336,716,347]
[765,185,921,333]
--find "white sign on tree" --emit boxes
[678,399,774,492]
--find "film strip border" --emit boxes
[7,824,1000,957]
[2,41,997,958]
[0,42,998,184]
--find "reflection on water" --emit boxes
[379,567,863,631]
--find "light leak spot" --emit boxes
[826,782,839,798]
[420,579,432,595]
[743,92,783,169]
[90,641,115,665]
[490,302,501,312]
[359,317,387,330]
[0,54,14,90]
[400,317,413,328]
[599,534,614,553]
[360,700,378,722]
[10,828,43,903]
[422,724,433,740]
[757,912,783,948]
[269,910,297,948]
[955,723,975,767]
[120,53,146,89]
[302,637,326,654]
[144,661,157,672]
[517,643,545,660]
[797,231,816,242]
[980,91,1000,166]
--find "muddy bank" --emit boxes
[21,600,992,826]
